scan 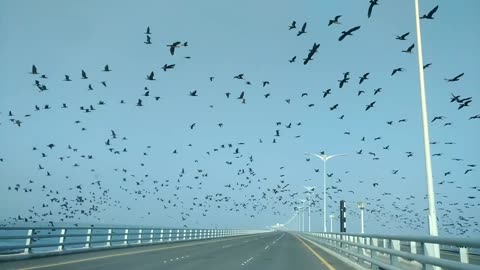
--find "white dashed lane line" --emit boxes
[163,255,190,264]
[241,257,254,266]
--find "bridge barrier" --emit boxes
[0,226,269,261]
[299,232,480,270]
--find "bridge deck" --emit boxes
[0,232,357,270]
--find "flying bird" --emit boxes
[420,5,439,19]
[396,32,410,40]
[167,41,182,55]
[297,22,307,36]
[146,71,155,80]
[145,26,151,35]
[289,21,296,30]
[289,56,296,63]
[328,15,342,26]
[30,65,38,74]
[103,65,111,72]
[144,35,152,44]
[391,68,405,76]
[81,70,88,79]
[303,43,320,65]
[365,101,376,111]
[189,90,198,96]
[338,26,361,41]
[162,64,175,71]
[445,73,464,82]
[367,0,379,18]
[359,73,369,84]
[402,44,415,53]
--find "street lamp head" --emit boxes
[303,186,316,192]
[305,152,348,161]
[357,202,365,209]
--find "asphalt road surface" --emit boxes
[0,232,357,270]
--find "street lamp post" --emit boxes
[413,0,440,265]
[303,186,316,232]
[329,214,335,232]
[357,202,365,234]
[306,152,347,232]
[298,199,306,232]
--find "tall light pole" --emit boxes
[303,186,316,232]
[329,214,335,232]
[413,0,440,263]
[357,202,365,234]
[298,199,306,232]
[306,152,347,232]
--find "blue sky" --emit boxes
[0,0,479,236]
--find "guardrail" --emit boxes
[299,232,480,270]
[0,226,269,261]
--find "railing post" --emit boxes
[85,228,92,248]
[183,229,186,240]
[371,238,379,270]
[124,229,129,245]
[160,229,164,242]
[24,229,34,254]
[138,229,142,244]
[150,229,154,243]
[460,247,469,264]
[176,229,180,241]
[423,242,437,270]
[390,239,401,267]
[58,228,67,251]
[168,229,172,241]
[410,241,417,254]
[189,229,192,240]
[106,229,112,247]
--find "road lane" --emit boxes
[0,232,357,270]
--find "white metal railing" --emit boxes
[0,226,269,260]
[299,232,480,270]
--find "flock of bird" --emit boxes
[0,1,478,236]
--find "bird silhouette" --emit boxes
[359,73,369,84]
[445,73,464,82]
[391,68,405,76]
[365,101,376,111]
[420,5,439,19]
[167,41,182,55]
[338,26,361,41]
[189,90,198,96]
[367,0,379,18]
[144,35,152,44]
[30,65,38,74]
[146,71,155,80]
[328,15,342,26]
[162,64,175,71]
[297,22,307,36]
[288,21,296,30]
[402,44,415,53]
[395,32,410,40]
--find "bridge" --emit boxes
[1,226,479,270]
